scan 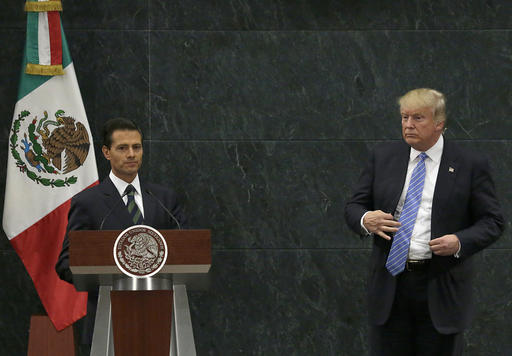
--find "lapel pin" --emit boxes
[449,167,455,173]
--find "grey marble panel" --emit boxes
[149,140,371,249]
[0,2,25,29]
[0,30,25,142]
[149,140,511,249]
[150,31,511,140]
[466,249,512,355]
[150,0,512,31]
[65,30,150,141]
[0,0,149,30]
[188,249,511,356]
[189,249,369,356]
[61,0,148,30]
[0,250,45,356]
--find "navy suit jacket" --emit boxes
[56,176,187,283]
[344,139,504,334]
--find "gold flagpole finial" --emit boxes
[25,1,63,12]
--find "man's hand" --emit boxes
[429,234,460,256]
[363,210,400,241]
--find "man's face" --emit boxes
[102,129,143,182]
[401,105,444,151]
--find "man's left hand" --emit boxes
[429,234,460,256]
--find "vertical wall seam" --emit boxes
[147,0,152,180]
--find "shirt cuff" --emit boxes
[454,239,462,258]
[360,211,372,236]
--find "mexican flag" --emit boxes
[2,1,98,331]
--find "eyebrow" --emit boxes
[115,143,142,147]
[401,113,425,116]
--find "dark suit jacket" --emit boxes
[344,139,503,334]
[55,176,187,283]
[55,176,187,344]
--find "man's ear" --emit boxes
[436,120,445,132]
[102,145,110,160]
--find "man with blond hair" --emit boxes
[345,88,503,355]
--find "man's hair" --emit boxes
[102,118,143,148]
[398,88,447,124]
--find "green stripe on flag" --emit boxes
[26,12,39,65]
[18,20,72,101]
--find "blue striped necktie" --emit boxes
[125,184,144,225]
[386,152,428,276]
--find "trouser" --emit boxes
[370,268,464,356]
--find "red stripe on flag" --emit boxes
[9,181,98,330]
[47,11,62,66]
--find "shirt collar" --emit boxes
[109,171,142,197]
[409,134,444,163]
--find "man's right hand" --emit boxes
[363,210,400,240]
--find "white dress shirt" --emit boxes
[394,135,443,260]
[109,171,145,218]
[360,135,461,259]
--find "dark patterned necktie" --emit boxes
[124,184,143,225]
[386,152,428,276]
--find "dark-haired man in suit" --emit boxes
[345,88,503,355]
[56,118,187,352]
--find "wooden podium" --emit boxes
[69,229,211,356]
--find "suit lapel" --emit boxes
[384,142,410,214]
[432,140,458,227]
[99,177,133,228]
[140,182,158,226]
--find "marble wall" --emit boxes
[1,1,511,355]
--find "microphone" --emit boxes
[145,188,182,230]
[99,190,130,230]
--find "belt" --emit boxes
[405,259,430,272]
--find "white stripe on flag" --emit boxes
[3,63,98,239]
[38,12,51,65]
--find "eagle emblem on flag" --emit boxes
[9,109,90,187]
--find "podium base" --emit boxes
[90,280,196,356]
